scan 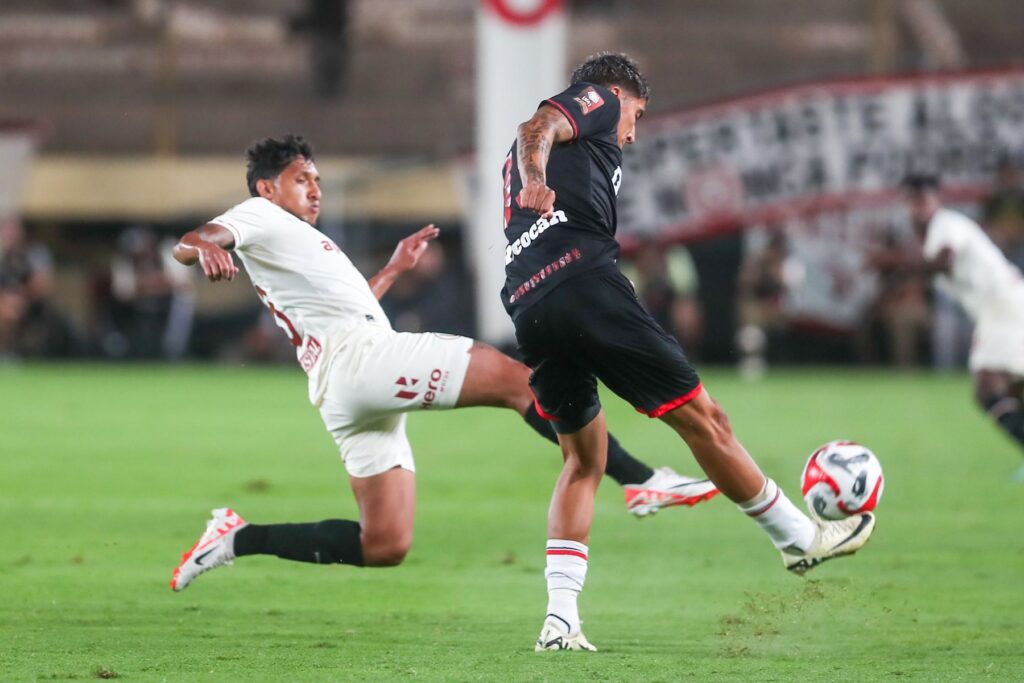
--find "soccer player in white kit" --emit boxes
[895,174,1024,473]
[167,135,718,592]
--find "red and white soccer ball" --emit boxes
[800,441,884,520]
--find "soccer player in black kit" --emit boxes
[504,53,878,651]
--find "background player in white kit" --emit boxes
[168,135,717,592]
[883,174,1024,476]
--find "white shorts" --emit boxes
[318,327,474,478]
[969,316,1024,377]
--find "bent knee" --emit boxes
[559,450,606,479]
[361,533,413,567]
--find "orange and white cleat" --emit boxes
[625,467,720,517]
[170,508,248,592]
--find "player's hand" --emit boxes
[388,224,439,273]
[194,242,238,282]
[517,182,556,219]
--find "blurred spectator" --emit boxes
[380,240,473,336]
[867,228,931,368]
[620,240,702,354]
[931,289,973,370]
[99,227,195,359]
[983,157,1024,270]
[737,228,789,370]
[0,216,73,358]
[292,0,351,99]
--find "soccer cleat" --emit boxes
[170,508,248,592]
[625,467,720,517]
[781,512,876,575]
[534,618,597,652]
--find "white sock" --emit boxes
[738,479,816,551]
[544,539,588,636]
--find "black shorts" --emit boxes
[513,267,703,433]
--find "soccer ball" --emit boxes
[800,441,884,520]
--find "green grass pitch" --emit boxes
[2,364,1023,681]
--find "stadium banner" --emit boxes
[471,0,566,343]
[619,69,1024,328]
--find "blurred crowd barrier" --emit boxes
[4,166,1022,369]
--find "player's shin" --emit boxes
[233,519,365,566]
[544,539,588,636]
[542,414,606,636]
[738,478,816,551]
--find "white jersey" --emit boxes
[210,197,391,404]
[923,208,1024,321]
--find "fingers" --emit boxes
[400,225,439,252]
[198,248,238,282]
[417,224,440,241]
[516,187,556,218]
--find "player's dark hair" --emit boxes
[245,134,315,197]
[570,52,651,101]
[900,173,941,192]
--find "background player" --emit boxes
[503,53,877,651]
[878,174,1024,477]
[168,135,716,593]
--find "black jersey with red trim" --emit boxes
[501,82,623,320]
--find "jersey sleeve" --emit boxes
[208,197,272,249]
[923,210,970,260]
[541,82,620,142]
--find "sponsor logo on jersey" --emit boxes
[299,335,322,372]
[508,248,583,304]
[573,86,604,115]
[505,210,568,265]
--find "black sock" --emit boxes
[522,403,655,486]
[604,433,655,486]
[986,396,1024,450]
[234,519,365,567]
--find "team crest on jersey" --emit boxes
[573,86,604,115]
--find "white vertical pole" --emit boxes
[471,0,566,344]
[0,129,36,216]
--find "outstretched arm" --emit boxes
[515,105,576,219]
[869,245,953,276]
[368,224,439,300]
[173,223,239,282]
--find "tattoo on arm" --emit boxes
[520,129,551,185]
[517,106,575,186]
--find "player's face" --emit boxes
[262,157,322,224]
[906,189,939,234]
[613,88,646,148]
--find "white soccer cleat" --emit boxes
[625,466,720,517]
[170,508,248,592]
[534,618,597,652]
[781,512,876,575]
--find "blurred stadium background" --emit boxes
[4,0,1024,369]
